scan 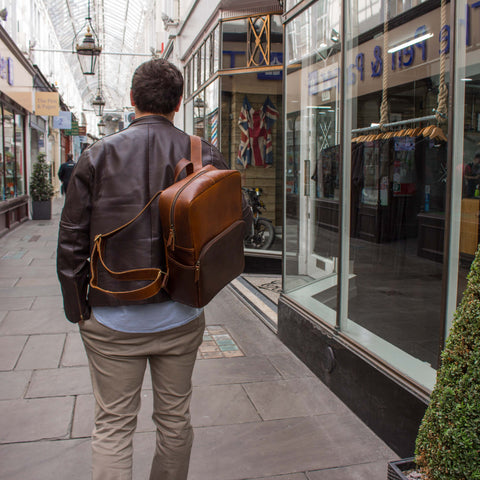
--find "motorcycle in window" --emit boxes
[242,187,275,250]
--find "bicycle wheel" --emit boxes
[255,218,275,250]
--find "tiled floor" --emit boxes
[0,197,398,480]
[198,325,244,359]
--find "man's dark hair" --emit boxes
[67,153,73,162]
[131,59,183,115]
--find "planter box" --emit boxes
[387,457,417,480]
[32,200,52,220]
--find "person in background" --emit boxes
[58,153,75,194]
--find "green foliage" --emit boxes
[29,153,54,202]
[415,245,480,480]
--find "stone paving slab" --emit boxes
[31,295,64,310]
[61,332,88,367]
[0,278,18,287]
[15,334,65,370]
[26,366,92,398]
[0,397,75,442]
[71,394,95,438]
[29,258,56,266]
[0,335,28,370]
[0,371,31,400]
[0,438,91,480]
[15,276,60,287]
[0,265,57,278]
[307,461,389,479]
[192,356,282,386]
[191,384,261,427]
[243,378,350,421]
[266,353,316,379]
[0,308,77,335]
[189,415,394,480]
[0,285,61,298]
[0,296,35,311]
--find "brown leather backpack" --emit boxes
[90,136,246,307]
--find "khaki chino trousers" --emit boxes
[79,312,205,480]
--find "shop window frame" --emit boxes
[281,0,464,393]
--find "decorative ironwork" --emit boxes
[247,16,271,67]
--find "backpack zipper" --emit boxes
[167,169,208,250]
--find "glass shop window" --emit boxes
[221,15,283,71]
[284,2,341,323]
[344,1,447,390]
[4,108,15,199]
[15,114,25,196]
[204,80,219,147]
[0,107,3,200]
[284,0,447,389]
[213,26,220,73]
[221,72,283,251]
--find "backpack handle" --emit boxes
[174,136,202,181]
[89,135,202,301]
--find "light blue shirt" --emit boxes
[92,301,203,333]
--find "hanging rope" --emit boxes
[436,0,448,124]
[379,10,389,130]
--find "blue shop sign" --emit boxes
[0,55,14,86]
[312,2,480,95]
[258,53,283,80]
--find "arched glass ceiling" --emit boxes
[44,0,155,114]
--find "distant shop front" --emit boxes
[0,27,34,236]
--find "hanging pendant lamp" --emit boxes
[74,0,102,75]
[97,120,106,136]
[93,90,105,116]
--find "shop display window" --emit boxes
[15,114,25,196]
[0,107,26,201]
[4,109,15,199]
[221,72,283,252]
[283,0,458,390]
[0,108,3,200]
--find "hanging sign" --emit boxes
[35,92,60,116]
[53,111,72,130]
[65,120,79,136]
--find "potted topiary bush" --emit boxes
[388,245,480,480]
[29,153,54,220]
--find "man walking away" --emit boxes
[58,153,75,194]
[57,59,251,480]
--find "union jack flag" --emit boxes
[261,96,279,166]
[237,96,254,168]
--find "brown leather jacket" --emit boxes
[57,115,252,323]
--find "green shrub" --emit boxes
[415,246,480,480]
[29,153,54,202]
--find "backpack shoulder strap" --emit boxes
[174,135,203,181]
[190,135,202,170]
[89,190,167,301]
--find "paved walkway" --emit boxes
[0,197,397,480]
